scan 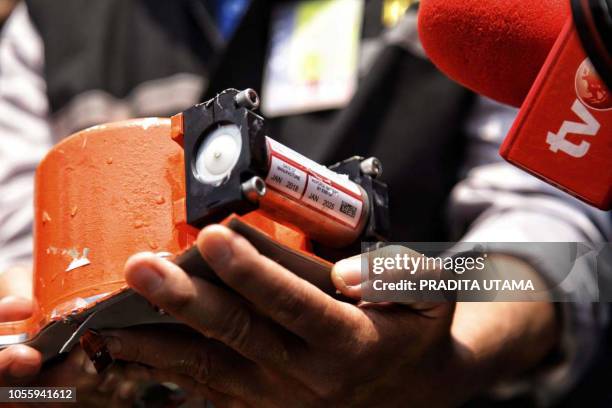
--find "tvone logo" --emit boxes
[546,59,606,158]
[576,59,612,111]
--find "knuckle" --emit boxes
[161,286,195,314]
[335,324,378,358]
[273,289,309,328]
[180,345,213,385]
[222,256,256,288]
[216,305,252,350]
[353,337,378,360]
[222,241,264,288]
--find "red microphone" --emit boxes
[418,0,612,210]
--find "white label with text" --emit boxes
[303,176,362,227]
[266,156,308,199]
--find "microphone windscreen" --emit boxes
[418,0,570,106]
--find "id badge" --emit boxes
[261,0,365,117]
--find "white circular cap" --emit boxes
[195,125,242,185]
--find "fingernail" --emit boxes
[201,231,232,266]
[129,266,163,294]
[334,256,363,287]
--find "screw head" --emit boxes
[360,157,383,178]
[234,89,260,110]
[242,176,267,203]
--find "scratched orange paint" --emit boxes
[28,118,196,334]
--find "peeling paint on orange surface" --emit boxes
[30,118,196,332]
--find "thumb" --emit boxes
[332,245,431,300]
[331,255,363,300]
[332,246,456,316]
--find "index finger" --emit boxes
[196,225,364,346]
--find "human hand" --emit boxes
[0,296,162,407]
[0,297,42,385]
[102,226,476,407]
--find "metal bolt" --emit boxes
[360,157,383,178]
[234,89,260,110]
[241,176,266,203]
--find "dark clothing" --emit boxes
[26,0,474,242]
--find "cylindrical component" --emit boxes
[572,0,612,89]
[259,137,369,247]
[234,88,260,109]
[242,176,267,203]
[360,157,383,178]
[31,119,192,333]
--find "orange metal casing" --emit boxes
[0,116,336,340]
[0,119,196,339]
